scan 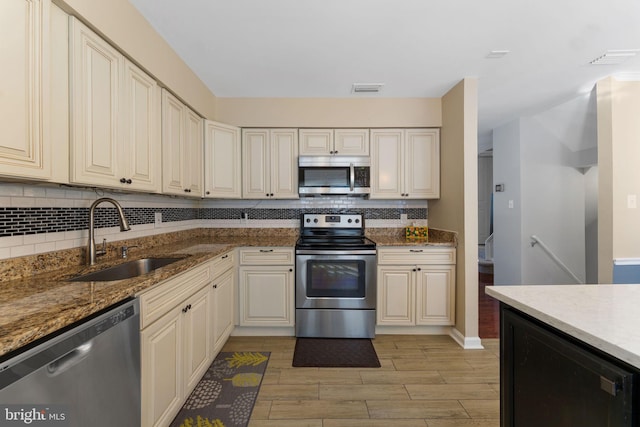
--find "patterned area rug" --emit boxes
[292,338,381,367]
[170,352,270,427]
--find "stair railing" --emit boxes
[530,235,583,284]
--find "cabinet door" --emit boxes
[161,90,186,195]
[334,129,369,156]
[239,265,294,326]
[184,107,203,196]
[69,18,121,187]
[0,0,51,180]
[211,268,235,356]
[242,129,270,199]
[204,121,241,198]
[141,305,183,427]
[416,265,455,325]
[376,266,414,325]
[370,129,404,199]
[299,129,333,155]
[123,60,160,192]
[270,129,299,199]
[405,129,440,199]
[183,286,211,395]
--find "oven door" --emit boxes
[295,250,376,310]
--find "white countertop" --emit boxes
[486,284,640,370]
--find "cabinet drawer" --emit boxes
[377,247,456,265]
[239,247,294,265]
[211,250,234,277]
[139,262,211,329]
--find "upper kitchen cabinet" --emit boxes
[162,89,203,197]
[242,129,298,199]
[299,129,369,156]
[204,121,241,198]
[69,18,161,193]
[370,129,440,199]
[0,0,67,182]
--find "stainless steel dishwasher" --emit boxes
[0,298,140,426]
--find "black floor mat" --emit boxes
[292,338,381,368]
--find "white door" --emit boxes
[376,266,414,325]
[370,129,404,198]
[405,129,440,198]
[416,265,455,325]
[204,121,241,198]
[242,129,270,198]
[270,129,299,198]
[239,266,294,326]
[162,90,186,195]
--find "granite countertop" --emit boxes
[486,284,640,369]
[0,234,297,359]
[0,226,455,359]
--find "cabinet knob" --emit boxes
[213,284,218,289]
[184,189,192,193]
[289,268,293,272]
[126,179,132,184]
[206,191,210,195]
[222,254,228,259]
[413,268,417,272]
[270,193,274,197]
[417,267,422,271]
[334,150,338,154]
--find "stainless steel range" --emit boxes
[295,213,377,338]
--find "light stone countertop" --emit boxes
[486,284,640,369]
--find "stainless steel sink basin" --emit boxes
[69,257,185,282]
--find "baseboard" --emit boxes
[449,328,485,349]
[231,326,295,336]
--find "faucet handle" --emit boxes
[96,238,107,257]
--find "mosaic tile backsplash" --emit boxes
[0,206,427,238]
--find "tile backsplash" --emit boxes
[0,183,428,259]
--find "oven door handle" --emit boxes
[296,249,377,256]
[350,163,355,192]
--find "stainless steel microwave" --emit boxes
[298,156,371,196]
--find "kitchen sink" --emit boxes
[69,257,185,282]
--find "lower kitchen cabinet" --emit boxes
[139,262,212,427]
[238,248,294,327]
[377,247,456,326]
[210,252,235,357]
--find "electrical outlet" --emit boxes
[155,212,162,225]
[241,212,248,220]
[400,213,408,222]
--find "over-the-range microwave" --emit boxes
[298,156,370,196]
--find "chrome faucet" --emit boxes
[87,198,131,265]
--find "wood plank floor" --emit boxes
[221,335,500,426]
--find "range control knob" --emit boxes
[313,218,319,223]
[306,218,311,223]
[348,219,353,223]
[355,219,360,223]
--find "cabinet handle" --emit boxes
[184,189,192,193]
[120,178,127,184]
[182,304,191,313]
[409,249,424,253]
[222,254,228,259]
[260,249,274,253]
[212,284,218,289]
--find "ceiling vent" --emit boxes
[486,50,510,59]
[590,50,639,65]
[351,83,384,94]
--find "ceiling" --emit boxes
[128,0,640,150]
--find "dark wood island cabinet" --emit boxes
[487,285,640,427]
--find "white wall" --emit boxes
[493,120,523,285]
[493,93,597,285]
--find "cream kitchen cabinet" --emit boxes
[238,247,295,326]
[162,89,203,197]
[242,129,298,199]
[370,129,440,199]
[69,18,161,192]
[1,0,68,182]
[209,250,235,357]
[204,121,241,198]
[139,262,212,427]
[299,129,369,156]
[377,247,455,326]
